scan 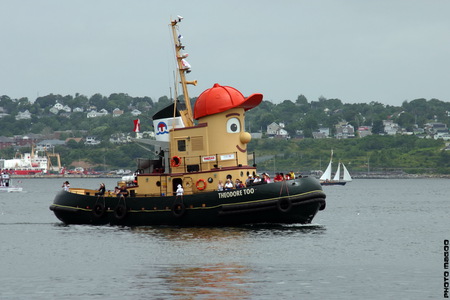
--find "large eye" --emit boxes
[226,117,241,133]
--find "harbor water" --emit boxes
[0,178,448,299]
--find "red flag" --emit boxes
[133,119,140,133]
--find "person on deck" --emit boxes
[224,179,234,190]
[235,179,244,189]
[118,186,129,198]
[253,174,261,184]
[95,183,106,196]
[176,184,184,198]
[289,171,296,179]
[273,173,283,182]
[62,181,70,191]
[262,173,271,183]
[245,175,254,186]
[217,180,224,191]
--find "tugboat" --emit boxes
[49,17,326,226]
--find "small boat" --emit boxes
[320,151,352,186]
[0,173,23,192]
[49,17,326,226]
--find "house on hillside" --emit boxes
[383,120,400,135]
[312,127,330,139]
[0,107,9,118]
[131,109,142,116]
[425,122,448,135]
[112,108,124,117]
[87,109,108,118]
[85,136,101,145]
[53,102,64,111]
[15,110,32,120]
[65,137,83,144]
[36,139,66,151]
[335,122,355,139]
[266,122,289,139]
[357,126,372,138]
[109,133,128,144]
[73,107,84,113]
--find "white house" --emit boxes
[73,107,84,112]
[267,122,279,135]
[87,110,99,118]
[85,136,101,145]
[15,110,32,120]
[49,107,59,114]
[383,120,400,135]
[53,102,64,110]
[87,109,108,118]
[335,122,355,139]
[131,109,142,116]
[266,122,289,138]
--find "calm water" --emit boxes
[0,178,448,299]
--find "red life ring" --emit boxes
[196,179,207,190]
[170,156,182,167]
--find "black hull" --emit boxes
[50,177,326,226]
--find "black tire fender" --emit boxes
[172,203,186,218]
[92,203,106,218]
[277,198,292,213]
[114,204,127,220]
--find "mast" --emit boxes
[170,16,197,127]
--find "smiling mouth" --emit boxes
[236,145,247,153]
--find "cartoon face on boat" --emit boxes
[194,83,263,156]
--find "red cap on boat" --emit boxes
[194,83,263,119]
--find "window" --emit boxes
[177,140,186,151]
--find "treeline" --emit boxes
[246,96,450,136]
[249,135,450,174]
[1,93,450,173]
[1,133,447,174]
[0,93,174,138]
[1,93,450,138]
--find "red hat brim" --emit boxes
[194,84,263,119]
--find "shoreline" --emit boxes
[10,174,122,179]
[10,173,450,179]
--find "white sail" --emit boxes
[320,161,333,181]
[342,163,352,181]
[333,163,341,181]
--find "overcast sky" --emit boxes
[1,0,449,106]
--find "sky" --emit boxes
[1,0,450,106]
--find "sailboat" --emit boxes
[319,151,352,186]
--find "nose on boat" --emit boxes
[240,132,251,144]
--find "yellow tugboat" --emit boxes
[50,17,326,226]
